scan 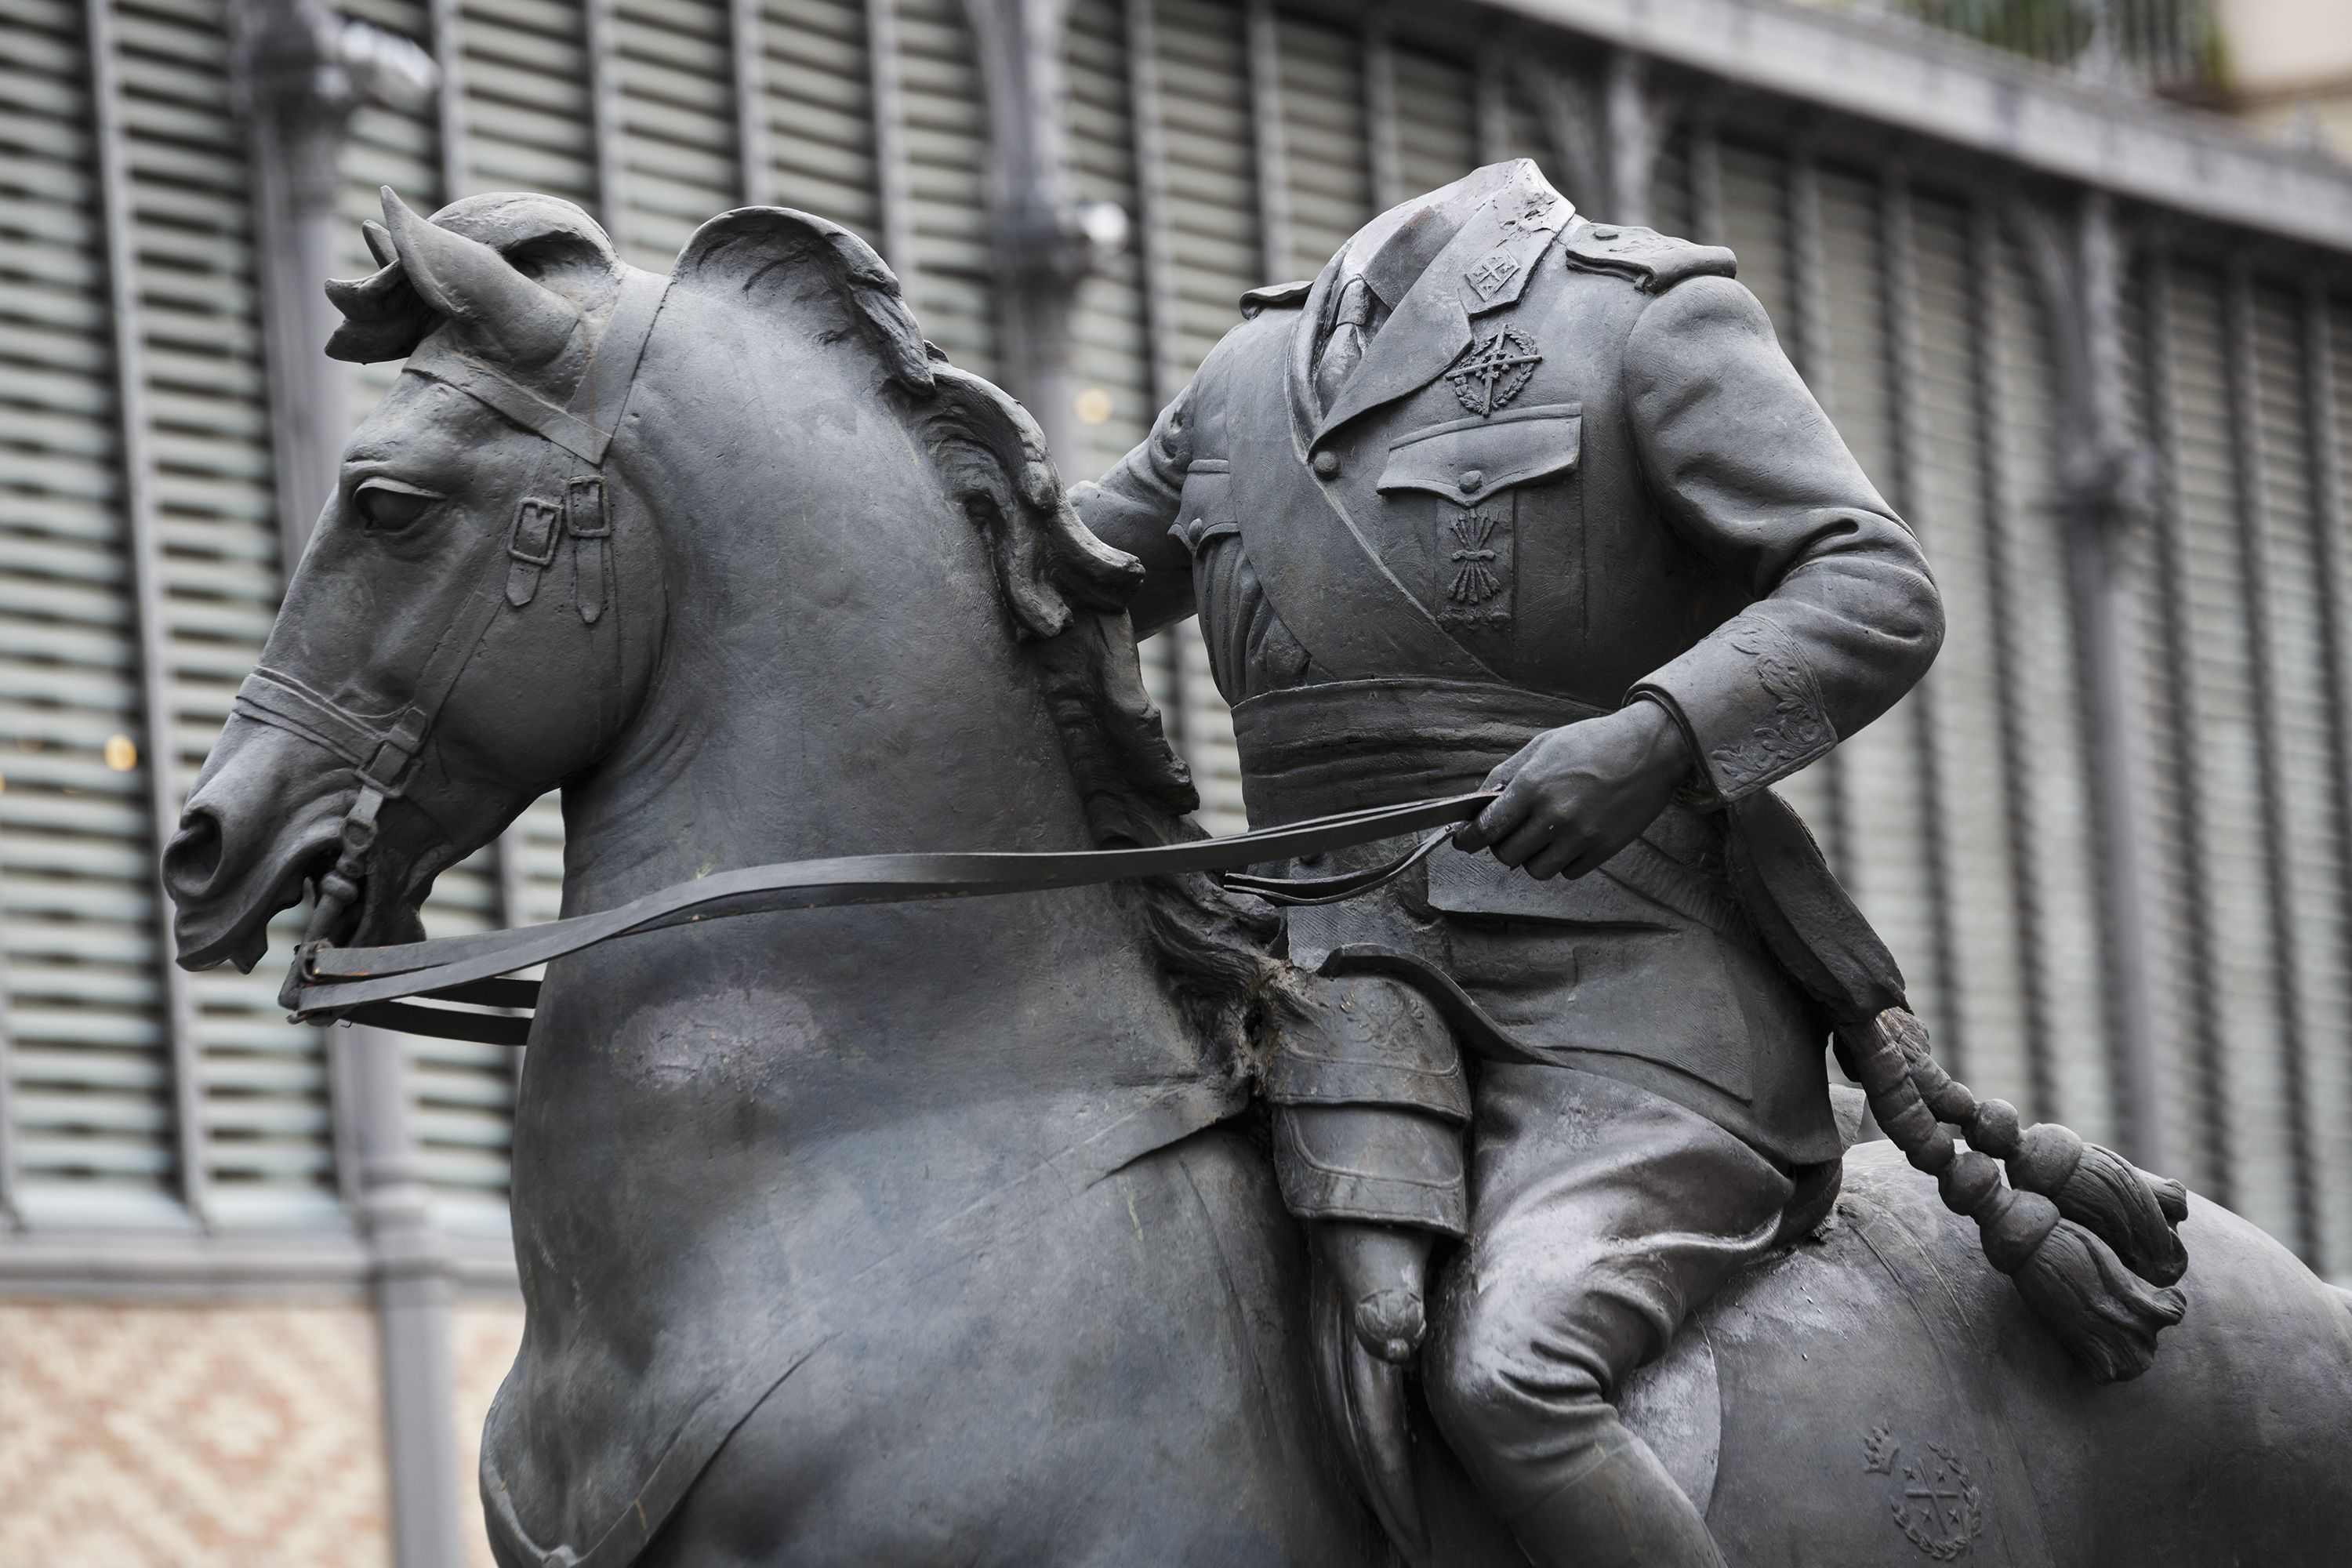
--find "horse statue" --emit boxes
[164,189,2352,1566]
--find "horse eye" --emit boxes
[353,480,437,533]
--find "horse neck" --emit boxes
[548,318,1161,1026]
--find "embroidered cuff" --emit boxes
[1630,613,1837,803]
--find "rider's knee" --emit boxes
[1425,1275,1613,1465]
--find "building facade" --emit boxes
[3,0,2350,1561]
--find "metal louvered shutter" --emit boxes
[752,0,882,246]
[1388,41,1475,201]
[456,0,597,211]
[1272,12,1367,281]
[1811,164,1943,1039]
[2316,293,2352,1276]
[1985,232,2111,1142]
[2137,260,2289,1231]
[1905,188,2034,1114]
[611,0,738,270]
[114,0,344,1221]
[1062,0,1152,485]
[1142,0,1260,831]
[0,0,183,1225]
[2240,278,2337,1265]
[891,0,994,378]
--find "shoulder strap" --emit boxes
[1559,223,1737,293]
[1240,279,1315,318]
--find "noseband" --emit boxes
[231,269,670,994]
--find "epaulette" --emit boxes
[1559,223,1737,293]
[1240,280,1314,319]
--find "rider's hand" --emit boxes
[1453,700,1693,880]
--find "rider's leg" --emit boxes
[1423,1062,1796,1568]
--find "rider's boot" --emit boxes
[1316,1219,1431,1362]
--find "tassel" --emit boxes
[1841,1008,2190,1382]
[2004,1122,2189,1287]
[2005,1216,2187,1384]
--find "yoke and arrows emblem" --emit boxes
[1445,328,1542,416]
[1446,513,1504,604]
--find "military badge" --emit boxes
[1438,509,1512,629]
[1445,328,1542,417]
[1464,253,1520,303]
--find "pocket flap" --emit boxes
[1377,404,1581,507]
[1171,462,1236,552]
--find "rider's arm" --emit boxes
[1622,274,1945,804]
[1068,380,1202,640]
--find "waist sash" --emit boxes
[1232,677,1603,828]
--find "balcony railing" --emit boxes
[1806,0,2223,96]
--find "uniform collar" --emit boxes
[1292,163,1574,448]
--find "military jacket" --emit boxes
[1073,162,1942,1162]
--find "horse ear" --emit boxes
[672,207,935,395]
[379,187,583,368]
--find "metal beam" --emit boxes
[89,0,209,1228]
[1488,0,2352,256]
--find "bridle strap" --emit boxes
[238,269,672,957]
[287,792,1501,1043]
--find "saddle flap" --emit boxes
[1377,403,1581,508]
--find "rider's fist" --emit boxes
[1454,700,1693,881]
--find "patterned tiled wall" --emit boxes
[0,1303,390,1566]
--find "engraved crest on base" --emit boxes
[1863,1422,1986,1562]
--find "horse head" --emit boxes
[166,187,1238,1014]
[164,190,677,969]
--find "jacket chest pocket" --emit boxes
[1376,405,1580,640]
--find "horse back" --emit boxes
[1689,1142,2352,1566]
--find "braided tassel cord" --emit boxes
[1840,1008,2187,1383]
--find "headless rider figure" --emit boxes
[1071,162,1942,1567]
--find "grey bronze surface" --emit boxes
[162,174,2350,1566]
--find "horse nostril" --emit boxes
[163,808,224,900]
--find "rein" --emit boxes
[283,792,1497,1044]
[245,257,1491,1047]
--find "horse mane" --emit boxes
[670,206,1290,1052]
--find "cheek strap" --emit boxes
[236,270,670,967]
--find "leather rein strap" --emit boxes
[289,792,1497,1045]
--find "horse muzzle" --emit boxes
[165,716,355,973]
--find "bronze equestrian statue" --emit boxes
[161,177,2351,1566]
